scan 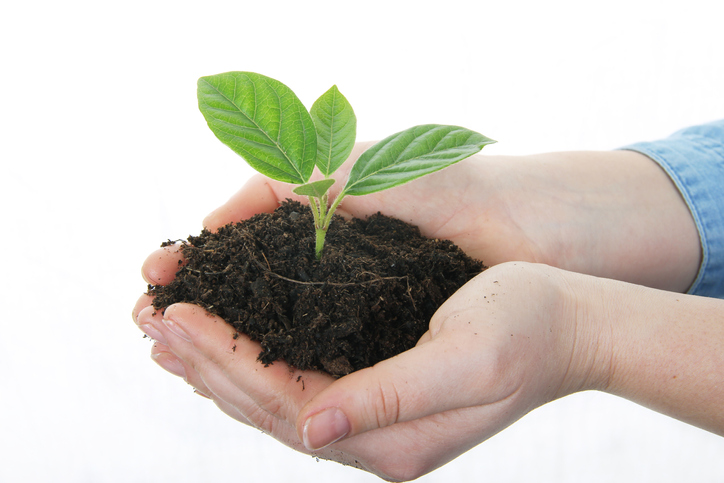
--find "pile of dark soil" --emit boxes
[149,200,484,376]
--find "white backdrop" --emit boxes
[2,0,724,481]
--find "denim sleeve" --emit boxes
[620,119,724,298]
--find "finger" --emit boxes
[150,304,320,445]
[132,294,154,324]
[295,329,516,451]
[141,243,185,286]
[145,303,241,399]
[149,341,187,379]
[211,386,304,446]
[155,319,323,447]
[213,396,255,428]
[149,342,218,403]
[151,303,334,422]
[150,325,311,449]
[149,341,204,390]
[202,175,285,231]
[136,305,167,343]
[162,328,282,431]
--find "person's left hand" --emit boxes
[133,259,603,481]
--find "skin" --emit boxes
[133,145,724,481]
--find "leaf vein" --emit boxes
[204,76,303,183]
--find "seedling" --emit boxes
[198,71,496,259]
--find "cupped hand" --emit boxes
[199,141,531,266]
[201,144,700,292]
[134,261,600,481]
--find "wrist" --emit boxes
[481,151,701,292]
[551,269,617,398]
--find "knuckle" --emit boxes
[243,403,278,433]
[254,391,285,418]
[254,389,299,424]
[365,379,402,430]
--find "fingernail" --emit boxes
[162,315,191,342]
[140,323,168,345]
[302,408,350,451]
[151,352,187,379]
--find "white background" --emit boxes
[2,0,724,481]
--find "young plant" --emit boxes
[197,71,496,259]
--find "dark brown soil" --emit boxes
[148,200,484,376]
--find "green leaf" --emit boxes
[341,125,496,196]
[198,72,316,184]
[310,85,357,176]
[292,178,336,198]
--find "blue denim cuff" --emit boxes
[620,120,724,298]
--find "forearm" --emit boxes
[580,277,724,434]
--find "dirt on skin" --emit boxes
[148,200,485,376]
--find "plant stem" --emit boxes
[315,228,326,259]
[323,190,346,230]
[309,195,329,259]
[309,189,347,260]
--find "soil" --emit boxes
[148,200,485,376]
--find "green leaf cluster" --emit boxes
[197,71,496,259]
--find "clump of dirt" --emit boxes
[149,200,484,376]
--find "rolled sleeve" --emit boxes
[621,119,724,298]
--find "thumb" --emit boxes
[202,175,283,231]
[296,329,508,451]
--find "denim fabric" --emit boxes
[622,119,724,298]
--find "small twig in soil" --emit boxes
[264,270,408,287]
[261,251,272,271]
[182,261,237,277]
[406,278,417,312]
[184,267,228,276]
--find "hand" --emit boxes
[134,262,601,480]
[202,145,700,292]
